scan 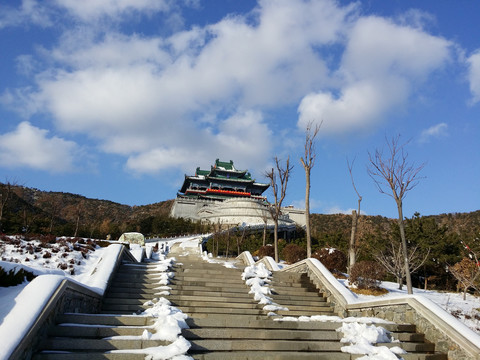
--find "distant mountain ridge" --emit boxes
[1,183,479,241]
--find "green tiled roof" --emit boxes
[215,159,234,170]
[195,167,210,176]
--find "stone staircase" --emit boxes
[33,253,447,360]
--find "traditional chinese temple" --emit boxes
[177,159,269,201]
[170,159,305,227]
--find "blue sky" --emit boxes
[0,0,479,219]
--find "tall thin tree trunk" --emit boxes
[397,202,413,294]
[348,209,357,273]
[74,214,80,237]
[305,168,311,258]
[274,221,279,262]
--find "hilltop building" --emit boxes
[170,159,305,227]
[177,159,269,202]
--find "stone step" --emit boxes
[181,327,342,341]
[34,353,150,360]
[187,316,407,331]
[190,352,447,360]
[167,294,256,304]
[274,309,335,316]
[168,280,248,289]
[270,297,328,306]
[177,263,243,270]
[189,338,437,353]
[40,338,169,351]
[167,284,250,293]
[169,277,246,285]
[192,352,351,360]
[100,304,151,312]
[169,289,253,298]
[181,268,243,275]
[57,314,154,326]
[271,287,320,296]
[178,306,265,316]
[188,339,344,352]
[33,351,447,360]
[48,324,147,338]
[173,267,242,276]
[271,303,334,312]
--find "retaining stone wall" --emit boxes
[11,281,102,360]
[347,304,469,359]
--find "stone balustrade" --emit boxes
[236,251,480,360]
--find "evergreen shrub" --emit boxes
[255,245,275,258]
[349,261,385,290]
[312,248,347,273]
[0,266,36,287]
[281,243,306,264]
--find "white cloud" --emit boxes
[0,0,52,29]
[419,123,448,143]
[0,122,78,172]
[467,50,480,104]
[289,198,323,211]
[125,110,272,175]
[53,0,170,22]
[298,77,409,134]
[17,0,357,176]
[5,0,456,177]
[298,15,452,134]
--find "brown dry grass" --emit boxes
[350,287,389,296]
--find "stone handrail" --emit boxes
[236,251,480,360]
[7,244,135,360]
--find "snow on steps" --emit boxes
[33,251,446,360]
[238,250,480,359]
[173,254,445,359]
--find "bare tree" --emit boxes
[74,200,86,237]
[449,239,480,300]
[368,135,425,294]
[265,156,293,262]
[46,196,63,234]
[300,121,321,258]
[0,181,13,232]
[375,240,430,290]
[449,257,480,300]
[347,157,362,274]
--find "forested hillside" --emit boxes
[1,182,479,291]
[0,183,181,238]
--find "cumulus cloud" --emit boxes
[419,123,448,143]
[0,0,52,29]
[0,122,78,172]
[298,15,452,134]
[3,0,456,177]
[125,110,272,174]
[467,50,480,104]
[16,0,357,175]
[53,0,170,22]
